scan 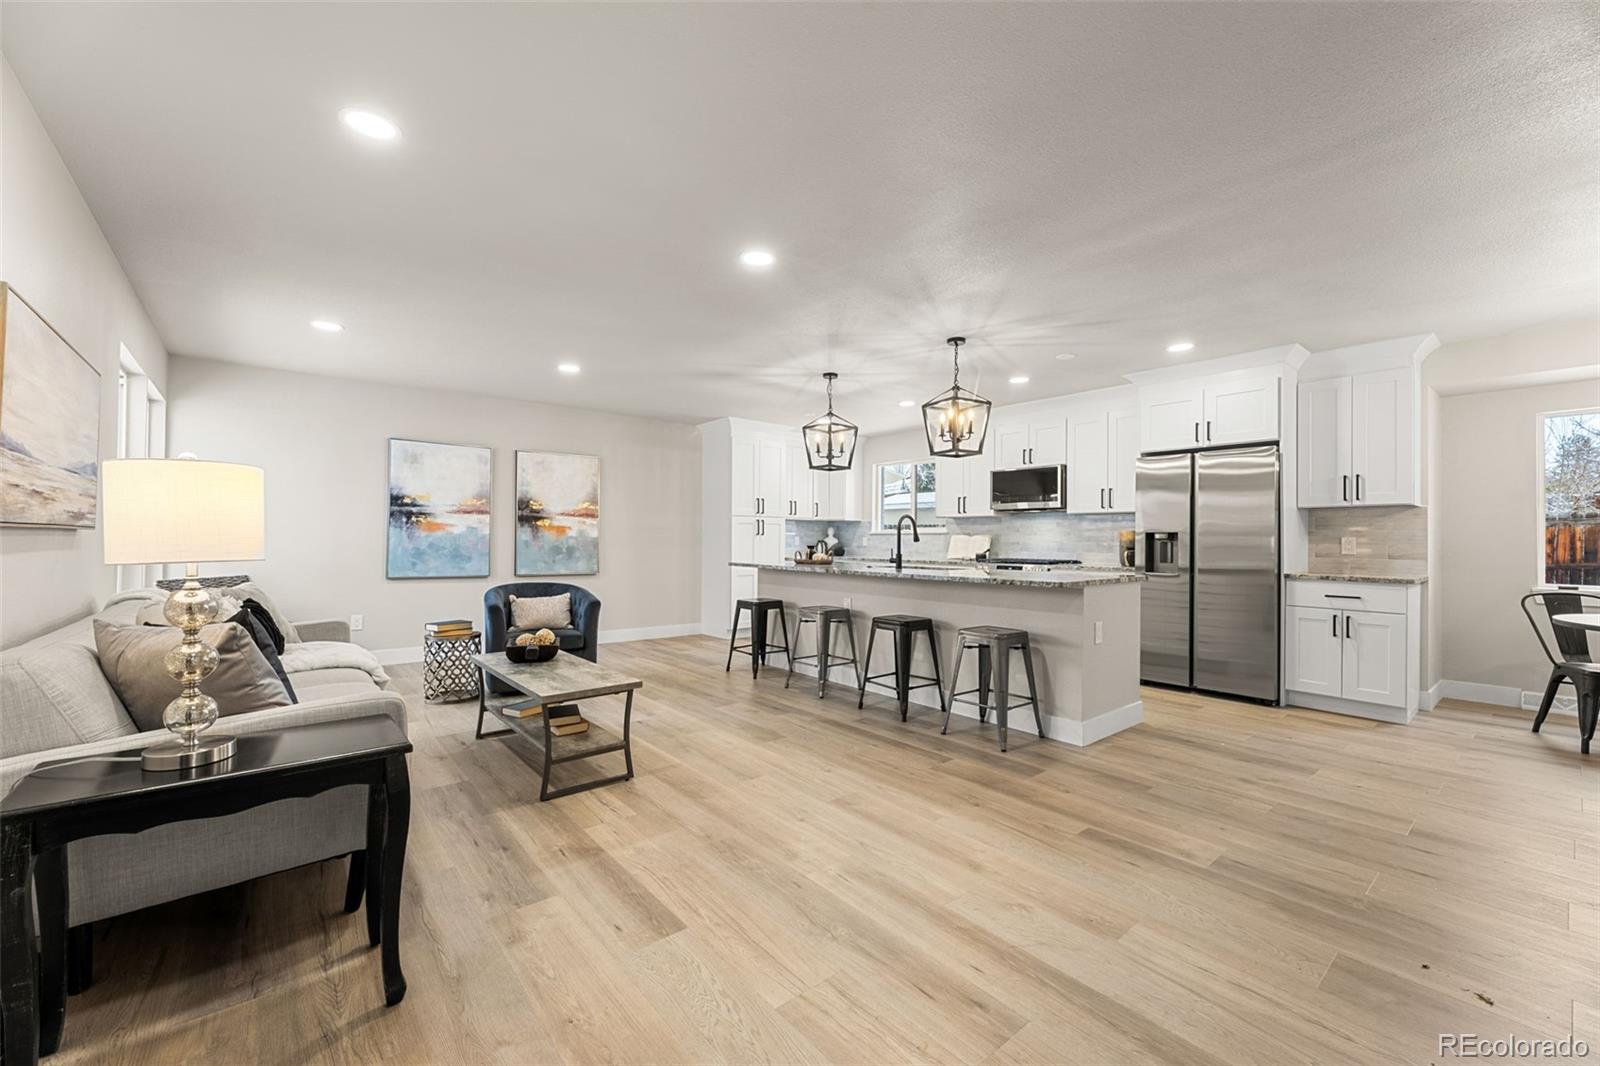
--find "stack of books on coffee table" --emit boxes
[425,619,475,640]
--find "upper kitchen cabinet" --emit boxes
[1138,372,1280,452]
[992,406,1066,468]
[813,467,862,521]
[1065,387,1138,513]
[935,449,995,518]
[732,433,785,517]
[782,440,816,519]
[1296,335,1435,509]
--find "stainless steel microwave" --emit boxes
[990,464,1067,511]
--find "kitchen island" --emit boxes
[734,560,1145,746]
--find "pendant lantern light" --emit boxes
[801,371,858,471]
[922,336,991,458]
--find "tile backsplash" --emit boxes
[786,512,1133,567]
[1305,506,1427,577]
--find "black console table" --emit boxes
[0,715,413,1065]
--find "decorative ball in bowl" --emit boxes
[506,629,560,663]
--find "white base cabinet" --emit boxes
[1284,578,1421,723]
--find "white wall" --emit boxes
[0,59,171,647]
[168,357,701,654]
[1427,316,1600,701]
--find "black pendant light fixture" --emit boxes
[922,336,991,458]
[802,371,858,471]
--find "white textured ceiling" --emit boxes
[5,2,1597,431]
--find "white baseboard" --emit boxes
[1419,680,1443,711]
[371,622,701,667]
[599,623,702,644]
[1429,678,1577,718]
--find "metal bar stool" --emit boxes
[726,598,791,679]
[943,625,1044,752]
[786,606,861,698]
[857,615,946,721]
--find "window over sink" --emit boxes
[874,460,938,532]
[1539,407,1600,588]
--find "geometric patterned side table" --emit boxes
[423,631,482,703]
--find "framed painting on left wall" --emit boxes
[386,438,492,579]
[0,284,102,528]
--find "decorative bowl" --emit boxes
[506,644,558,664]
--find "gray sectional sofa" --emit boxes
[0,589,408,928]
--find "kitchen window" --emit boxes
[1539,407,1600,588]
[875,460,939,532]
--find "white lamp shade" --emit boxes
[101,459,265,565]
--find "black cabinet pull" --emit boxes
[1194,422,1200,442]
[1206,420,1212,441]
[1332,614,1338,638]
[1344,614,1352,639]
[1342,474,1349,502]
[1355,474,1363,501]
[1108,487,1114,509]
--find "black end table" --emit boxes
[0,715,413,1065]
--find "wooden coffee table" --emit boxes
[472,652,641,801]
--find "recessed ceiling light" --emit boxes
[339,108,400,141]
[557,362,581,375]
[1166,340,1195,354]
[739,249,776,269]
[310,319,344,333]
[897,399,915,407]
[1054,352,1077,361]
[1008,375,1030,385]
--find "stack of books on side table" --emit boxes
[426,619,474,639]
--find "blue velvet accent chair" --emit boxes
[483,582,601,694]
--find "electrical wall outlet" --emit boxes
[350,614,365,632]
[842,596,852,609]
[1341,536,1357,555]
[1093,620,1104,645]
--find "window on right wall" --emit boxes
[1539,407,1600,588]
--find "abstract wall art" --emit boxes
[515,450,599,576]
[0,284,102,528]
[386,438,491,579]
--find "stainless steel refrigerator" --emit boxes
[1134,444,1281,703]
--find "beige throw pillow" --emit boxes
[509,592,571,630]
[93,619,293,733]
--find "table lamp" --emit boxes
[102,457,266,771]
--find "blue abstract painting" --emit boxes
[515,451,599,576]
[386,438,491,579]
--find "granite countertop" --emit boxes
[732,560,1144,588]
[1284,571,1428,586]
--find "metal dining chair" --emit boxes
[1520,591,1600,754]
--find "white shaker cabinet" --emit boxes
[1296,367,1419,508]
[1349,368,1416,506]
[1140,374,1280,453]
[1283,578,1421,723]
[732,435,785,517]
[992,408,1066,468]
[1066,401,1138,513]
[935,450,995,518]
[1202,373,1281,447]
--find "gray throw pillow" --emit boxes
[93,619,293,733]
[508,593,572,630]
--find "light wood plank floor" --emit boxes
[51,636,1599,1065]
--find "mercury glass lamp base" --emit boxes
[142,734,238,771]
